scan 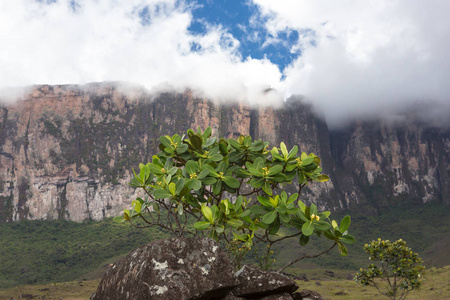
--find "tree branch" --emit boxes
[277,242,337,272]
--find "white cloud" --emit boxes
[0,0,282,105]
[254,0,450,127]
[1,0,449,127]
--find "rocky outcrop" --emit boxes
[92,237,238,300]
[92,237,321,300]
[232,265,298,298]
[0,83,449,222]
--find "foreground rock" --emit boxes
[92,237,238,300]
[92,237,323,300]
[292,289,324,300]
[232,265,298,298]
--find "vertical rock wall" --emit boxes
[0,83,448,222]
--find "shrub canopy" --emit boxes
[116,127,355,270]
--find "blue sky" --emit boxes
[1,0,449,126]
[187,0,301,72]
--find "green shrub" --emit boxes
[355,238,425,300]
[116,127,355,271]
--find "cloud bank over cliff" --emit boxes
[1,0,449,127]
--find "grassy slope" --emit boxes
[0,200,448,291]
[0,218,167,289]
[1,266,449,300]
[268,200,450,274]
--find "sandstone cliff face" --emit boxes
[0,83,448,222]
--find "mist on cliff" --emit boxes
[1,0,449,128]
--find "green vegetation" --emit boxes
[0,218,166,289]
[355,239,425,299]
[117,127,354,271]
[2,265,449,300]
[0,201,448,291]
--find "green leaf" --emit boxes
[246,164,263,177]
[200,177,217,185]
[323,231,335,240]
[257,196,272,207]
[339,234,356,245]
[269,218,281,235]
[270,174,286,183]
[169,182,176,196]
[167,167,178,176]
[279,213,290,223]
[185,160,198,174]
[189,134,203,150]
[187,178,201,191]
[229,139,242,150]
[113,216,125,223]
[209,230,219,241]
[332,220,338,229]
[249,141,265,151]
[202,127,212,139]
[262,181,272,196]
[302,221,314,236]
[215,224,225,234]
[197,169,210,179]
[175,178,185,194]
[152,202,160,213]
[131,177,141,187]
[194,221,211,230]
[234,195,243,211]
[123,209,131,220]
[284,194,296,206]
[280,142,288,158]
[340,216,351,233]
[236,210,251,218]
[223,176,240,188]
[262,210,277,224]
[288,145,299,159]
[202,206,214,223]
[268,165,283,176]
[210,154,223,161]
[249,177,265,188]
[148,163,164,175]
[297,171,305,184]
[177,203,183,215]
[301,152,308,160]
[132,200,142,214]
[250,205,270,215]
[338,243,348,256]
[153,189,172,199]
[276,203,287,214]
[310,203,318,216]
[211,205,219,220]
[286,207,299,214]
[320,211,331,219]
[299,234,309,246]
[176,144,188,153]
[213,180,222,195]
[314,221,331,231]
[160,135,172,148]
[227,219,243,228]
[298,200,306,214]
[316,174,329,182]
[301,157,314,166]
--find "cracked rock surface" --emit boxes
[232,265,299,298]
[91,237,238,300]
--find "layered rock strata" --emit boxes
[0,83,448,222]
